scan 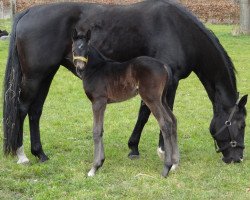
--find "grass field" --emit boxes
[0,19,249,199]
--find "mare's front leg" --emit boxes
[88,99,107,177]
[128,101,151,159]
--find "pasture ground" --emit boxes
[0,19,249,199]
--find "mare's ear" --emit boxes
[238,95,248,109]
[86,29,91,42]
[72,28,78,40]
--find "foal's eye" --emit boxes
[78,44,84,49]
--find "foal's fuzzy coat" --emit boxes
[72,30,178,177]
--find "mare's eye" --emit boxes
[239,122,246,130]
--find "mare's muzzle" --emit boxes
[212,99,245,163]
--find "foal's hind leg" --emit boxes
[28,71,58,162]
[157,81,179,161]
[142,99,174,177]
[162,99,179,171]
[88,99,107,177]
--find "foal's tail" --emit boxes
[162,64,173,105]
[3,10,29,155]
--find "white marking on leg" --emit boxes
[170,164,178,171]
[157,147,165,161]
[88,168,96,177]
[16,145,29,164]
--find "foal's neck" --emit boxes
[87,45,113,67]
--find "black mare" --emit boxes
[72,29,178,177]
[3,0,247,166]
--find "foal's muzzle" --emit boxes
[73,56,88,77]
[74,60,86,70]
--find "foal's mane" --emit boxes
[89,44,115,63]
[165,0,237,91]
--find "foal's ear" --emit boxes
[72,28,78,40]
[238,95,248,109]
[86,29,91,42]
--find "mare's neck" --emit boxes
[200,59,238,114]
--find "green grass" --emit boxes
[0,19,11,32]
[0,21,249,199]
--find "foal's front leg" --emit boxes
[88,99,107,177]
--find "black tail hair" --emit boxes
[3,10,29,155]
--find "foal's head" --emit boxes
[72,29,91,73]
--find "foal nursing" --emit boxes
[72,30,179,177]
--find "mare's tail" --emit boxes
[3,10,29,155]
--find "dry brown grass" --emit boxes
[12,0,239,23]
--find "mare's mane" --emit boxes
[166,0,237,90]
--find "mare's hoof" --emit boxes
[39,155,49,163]
[17,157,30,164]
[162,165,172,178]
[128,151,140,160]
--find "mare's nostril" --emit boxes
[234,160,240,163]
[233,157,242,163]
[222,157,233,164]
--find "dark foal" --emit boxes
[72,30,178,177]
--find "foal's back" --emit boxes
[99,56,170,103]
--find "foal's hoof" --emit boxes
[170,164,179,171]
[162,165,172,178]
[128,151,140,160]
[88,168,96,177]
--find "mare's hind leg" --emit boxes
[16,105,29,164]
[28,71,58,162]
[88,99,107,177]
[16,77,42,164]
[128,101,151,159]
[17,69,58,163]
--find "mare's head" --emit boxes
[72,29,91,74]
[210,95,248,163]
